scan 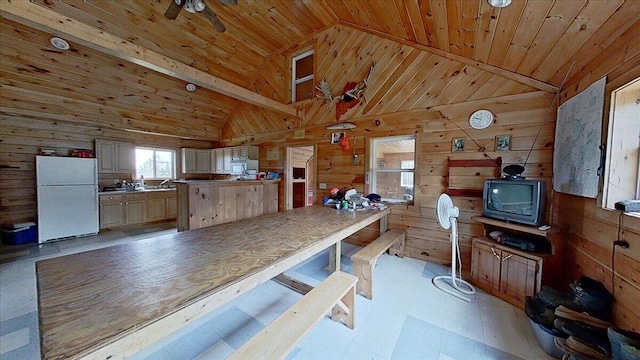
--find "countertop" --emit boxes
[98,188,176,195]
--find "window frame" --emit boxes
[602,77,640,216]
[368,135,416,204]
[400,160,415,188]
[291,49,314,103]
[134,146,176,180]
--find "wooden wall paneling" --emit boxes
[392,0,417,43]
[408,62,468,110]
[444,0,462,55]
[550,1,640,86]
[515,1,586,77]
[486,0,526,67]
[472,0,499,64]
[397,57,458,111]
[0,114,212,226]
[362,48,424,114]
[458,0,479,59]
[429,0,449,52]
[501,1,553,73]
[531,0,624,81]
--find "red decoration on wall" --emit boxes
[335,82,359,121]
[339,134,350,151]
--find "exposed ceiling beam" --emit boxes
[0,0,302,119]
[340,21,559,94]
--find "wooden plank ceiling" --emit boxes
[1,0,638,141]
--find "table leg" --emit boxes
[380,213,388,233]
[328,241,341,272]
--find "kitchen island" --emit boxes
[176,179,280,231]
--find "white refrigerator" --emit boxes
[36,156,99,243]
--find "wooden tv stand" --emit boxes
[470,216,565,310]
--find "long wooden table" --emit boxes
[36,205,390,359]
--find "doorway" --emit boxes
[285,145,316,210]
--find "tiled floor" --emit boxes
[0,223,554,360]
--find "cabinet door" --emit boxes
[182,148,197,173]
[499,251,539,305]
[115,142,133,172]
[214,148,224,173]
[99,201,124,228]
[147,198,167,222]
[96,140,116,172]
[166,196,177,218]
[196,149,211,173]
[223,148,232,173]
[125,199,146,224]
[471,240,500,291]
[231,147,241,160]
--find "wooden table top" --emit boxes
[36,205,389,359]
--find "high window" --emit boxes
[135,147,175,180]
[291,49,314,103]
[602,77,640,214]
[369,136,416,202]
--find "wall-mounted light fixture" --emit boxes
[49,37,70,50]
[488,0,511,8]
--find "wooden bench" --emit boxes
[350,228,405,300]
[227,271,358,360]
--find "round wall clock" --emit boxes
[469,109,494,129]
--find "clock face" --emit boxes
[469,110,493,129]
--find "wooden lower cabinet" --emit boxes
[146,192,177,222]
[99,194,125,228]
[125,194,146,225]
[471,238,542,309]
[99,191,176,229]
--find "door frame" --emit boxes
[284,144,317,210]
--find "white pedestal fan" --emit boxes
[432,193,476,302]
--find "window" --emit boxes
[602,77,639,213]
[401,160,414,188]
[135,147,175,180]
[291,49,314,103]
[369,136,415,202]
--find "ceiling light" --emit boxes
[49,37,70,50]
[186,83,197,91]
[488,0,511,7]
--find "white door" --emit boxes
[37,185,99,242]
[36,156,97,185]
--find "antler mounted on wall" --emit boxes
[315,62,376,121]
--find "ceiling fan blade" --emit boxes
[164,0,185,19]
[202,5,226,32]
[218,0,237,4]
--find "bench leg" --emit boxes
[331,285,356,329]
[352,259,375,300]
[388,233,405,258]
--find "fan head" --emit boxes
[436,193,459,230]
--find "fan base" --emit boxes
[432,275,476,302]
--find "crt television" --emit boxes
[482,178,546,227]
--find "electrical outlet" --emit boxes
[319,183,327,190]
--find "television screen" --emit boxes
[483,179,546,227]
[487,182,534,216]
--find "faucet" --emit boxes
[159,179,171,188]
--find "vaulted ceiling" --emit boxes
[1,0,638,141]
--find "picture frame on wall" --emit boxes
[496,135,511,151]
[452,138,465,152]
[331,132,345,144]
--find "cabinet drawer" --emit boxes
[99,194,124,203]
[124,193,146,201]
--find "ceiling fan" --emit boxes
[164,0,236,32]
